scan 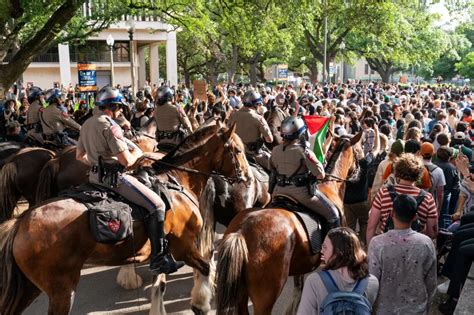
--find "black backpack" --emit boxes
[367,151,387,188]
[384,185,426,232]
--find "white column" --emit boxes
[58,44,72,87]
[166,31,178,87]
[138,45,147,89]
[149,43,160,85]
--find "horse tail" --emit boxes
[197,177,216,259]
[0,218,26,313]
[35,158,60,204]
[216,232,248,315]
[0,162,18,222]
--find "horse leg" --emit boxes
[116,264,143,290]
[46,271,81,315]
[149,273,167,315]
[189,251,214,315]
[284,275,305,315]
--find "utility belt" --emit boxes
[93,156,125,188]
[275,173,310,187]
[269,171,317,195]
[43,132,71,146]
[156,129,185,140]
[26,122,42,133]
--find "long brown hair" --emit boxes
[323,227,369,280]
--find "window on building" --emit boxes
[364,64,369,75]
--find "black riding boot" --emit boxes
[146,213,185,275]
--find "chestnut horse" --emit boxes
[216,134,362,315]
[0,147,56,222]
[0,124,249,315]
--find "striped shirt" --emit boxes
[372,184,438,233]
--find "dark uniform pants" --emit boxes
[90,172,166,220]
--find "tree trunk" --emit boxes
[257,60,265,82]
[0,0,85,89]
[184,71,191,88]
[207,59,219,85]
[226,45,238,84]
[249,52,261,86]
[309,62,318,83]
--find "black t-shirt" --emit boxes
[434,160,460,192]
[343,156,371,204]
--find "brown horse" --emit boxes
[0,124,250,315]
[0,147,56,222]
[215,134,362,315]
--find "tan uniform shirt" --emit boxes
[26,100,43,125]
[266,107,289,143]
[77,111,128,166]
[271,143,325,179]
[228,107,272,145]
[40,105,81,135]
[154,102,193,134]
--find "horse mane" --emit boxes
[324,136,351,175]
[154,124,222,172]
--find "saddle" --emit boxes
[157,142,177,153]
[267,194,324,254]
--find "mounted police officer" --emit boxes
[270,116,341,228]
[40,88,81,147]
[228,90,273,168]
[25,86,45,144]
[76,87,184,275]
[153,86,193,152]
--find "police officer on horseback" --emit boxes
[25,86,45,144]
[154,86,193,152]
[76,87,184,275]
[40,88,81,148]
[228,90,273,168]
[270,116,341,228]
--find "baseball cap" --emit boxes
[421,142,435,158]
[454,131,466,140]
[463,107,472,116]
[390,139,405,156]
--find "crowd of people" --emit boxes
[1,79,474,314]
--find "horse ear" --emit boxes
[350,131,363,145]
[224,123,237,140]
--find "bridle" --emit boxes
[148,132,246,184]
[323,138,360,183]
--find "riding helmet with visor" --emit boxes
[27,86,44,103]
[44,88,65,104]
[96,86,127,110]
[243,90,263,107]
[156,86,174,105]
[281,116,307,141]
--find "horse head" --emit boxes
[209,123,250,183]
[325,131,362,183]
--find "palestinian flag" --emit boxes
[303,116,330,163]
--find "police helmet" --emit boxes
[156,86,173,105]
[27,86,44,102]
[44,88,64,104]
[281,116,307,141]
[243,90,263,107]
[96,86,127,109]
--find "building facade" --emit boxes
[7,14,178,91]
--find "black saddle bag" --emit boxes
[89,200,133,244]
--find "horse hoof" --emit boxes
[191,305,205,315]
[116,266,143,290]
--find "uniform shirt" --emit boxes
[271,143,324,179]
[368,229,437,315]
[371,184,437,233]
[26,100,43,125]
[266,107,289,144]
[77,110,128,166]
[40,104,81,135]
[228,107,272,145]
[153,101,192,134]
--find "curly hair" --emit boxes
[394,153,424,182]
[323,227,369,280]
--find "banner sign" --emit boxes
[278,68,288,79]
[193,80,207,101]
[78,63,97,92]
